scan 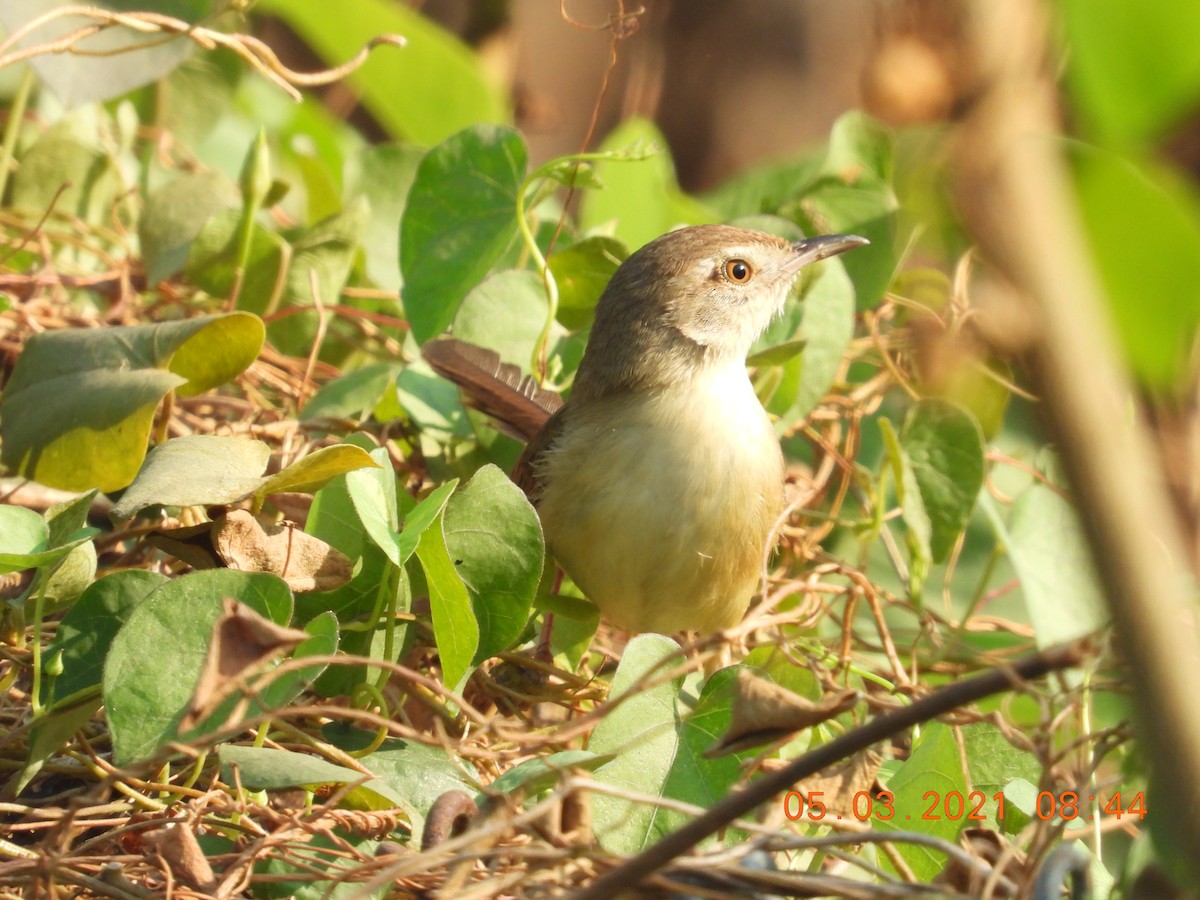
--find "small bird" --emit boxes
[425,224,868,635]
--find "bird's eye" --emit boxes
[724,259,753,283]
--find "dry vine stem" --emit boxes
[0,5,405,101]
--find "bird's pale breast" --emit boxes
[536,362,784,634]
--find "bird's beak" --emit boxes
[786,233,870,273]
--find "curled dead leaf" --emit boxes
[706,670,859,757]
[141,819,217,894]
[151,509,353,592]
[179,597,310,731]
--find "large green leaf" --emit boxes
[400,125,528,343]
[547,235,628,331]
[0,1,202,108]
[983,469,1108,648]
[898,400,985,565]
[361,739,480,831]
[111,435,378,520]
[881,400,985,595]
[0,506,95,575]
[255,0,507,145]
[442,465,543,662]
[1072,147,1200,388]
[103,570,293,765]
[345,144,425,291]
[43,570,167,708]
[10,118,122,225]
[876,722,966,879]
[452,269,550,368]
[140,170,241,283]
[219,744,412,814]
[589,636,742,853]
[416,510,478,692]
[111,435,271,520]
[0,315,264,492]
[1061,0,1200,143]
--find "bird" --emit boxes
[424,223,868,635]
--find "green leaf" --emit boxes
[1061,0,1200,143]
[984,469,1108,648]
[879,416,932,589]
[578,117,717,251]
[0,506,95,575]
[148,49,240,154]
[787,174,896,312]
[1072,147,1200,387]
[453,269,552,369]
[746,339,807,369]
[185,209,288,311]
[489,750,604,796]
[140,171,240,283]
[0,1,199,108]
[345,144,424,291]
[111,436,377,520]
[257,611,339,710]
[790,112,898,310]
[346,447,456,568]
[395,358,473,443]
[44,570,167,709]
[10,120,122,224]
[395,480,457,565]
[820,109,894,185]
[962,723,1040,828]
[415,510,478,692]
[218,744,413,814]
[442,465,543,662]
[0,314,264,492]
[104,570,294,765]
[590,635,715,853]
[256,444,380,500]
[876,722,966,879]
[111,435,271,520]
[306,455,372,561]
[16,699,101,797]
[43,489,98,548]
[256,0,507,145]
[547,236,628,331]
[302,363,402,424]
[361,739,481,827]
[32,541,96,611]
[270,197,369,358]
[704,157,824,223]
[764,252,858,428]
[400,125,528,344]
[345,447,402,565]
[898,400,985,563]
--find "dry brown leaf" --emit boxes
[793,749,884,821]
[706,670,859,757]
[179,596,311,730]
[152,510,352,591]
[212,509,353,591]
[142,819,217,894]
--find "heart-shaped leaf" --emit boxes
[0,315,264,492]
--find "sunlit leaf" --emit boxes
[401,125,528,343]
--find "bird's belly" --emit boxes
[537,377,784,634]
